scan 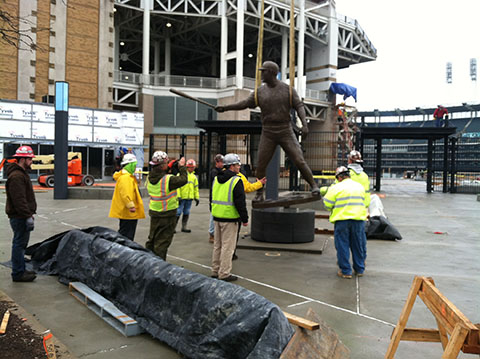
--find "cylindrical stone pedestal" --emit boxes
[251,208,315,243]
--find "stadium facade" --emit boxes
[0,0,377,180]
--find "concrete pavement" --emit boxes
[1,179,479,358]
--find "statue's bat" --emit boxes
[169,88,216,109]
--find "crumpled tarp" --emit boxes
[26,227,294,359]
[365,216,402,241]
[329,83,357,101]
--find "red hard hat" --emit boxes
[186,159,196,167]
[14,145,35,158]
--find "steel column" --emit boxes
[297,0,305,97]
[165,36,171,75]
[236,0,244,89]
[142,0,151,84]
[375,138,382,192]
[206,131,212,186]
[442,136,448,193]
[220,0,228,81]
[154,41,160,74]
[449,137,457,193]
[426,138,433,193]
[281,28,288,82]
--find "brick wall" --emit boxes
[34,0,50,102]
[65,0,99,108]
[0,0,19,99]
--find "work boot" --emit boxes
[253,188,264,202]
[12,272,36,282]
[181,215,191,233]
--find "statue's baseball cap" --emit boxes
[259,61,279,74]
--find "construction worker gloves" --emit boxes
[195,199,200,206]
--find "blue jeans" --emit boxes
[177,199,193,217]
[10,218,31,279]
[435,117,442,127]
[334,220,367,275]
[209,214,215,235]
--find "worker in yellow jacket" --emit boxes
[109,153,145,241]
[323,166,368,279]
[176,159,200,233]
[346,150,370,207]
[320,150,370,208]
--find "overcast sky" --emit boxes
[334,0,480,111]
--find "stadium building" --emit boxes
[0,0,377,181]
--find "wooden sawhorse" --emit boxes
[385,276,480,358]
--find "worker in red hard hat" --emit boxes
[5,146,37,282]
[175,159,200,233]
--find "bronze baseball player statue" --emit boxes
[215,61,319,201]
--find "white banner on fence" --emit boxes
[69,125,93,142]
[122,112,144,129]
[0,119,31,138]
[32,104,55,122]
[121,127,144,144]
[68,108,92,126]
[0,102,34,121]
[95,111,122,127]
[32,122,54,140]
[0,101,144,145]
[94,127,122,144]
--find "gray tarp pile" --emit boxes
[26,227,294,359]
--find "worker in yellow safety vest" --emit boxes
[346,150,370,207]
[176,159,200,233]
[323,166,368,279]
[210,153,248,282]
[146,151,187,260]
[320,150,371,208]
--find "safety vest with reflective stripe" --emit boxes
[349,169,371,208]
[178,172,199,200]
[147,174,178,212]
[211,176,241,219]
[323,178,367,223]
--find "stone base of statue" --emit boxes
[251,207,315,243]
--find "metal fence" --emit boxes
[362,137,480,194]
[195,131,343,190]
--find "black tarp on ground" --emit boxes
[26,227,294,359]
[365,216,402,240]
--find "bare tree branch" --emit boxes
[0,8,50,52]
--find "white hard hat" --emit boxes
[150,151,168,166]
[121,153,137,166]
[348,150,363,163]
[223,153,241,166]
[335,166,350,178]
